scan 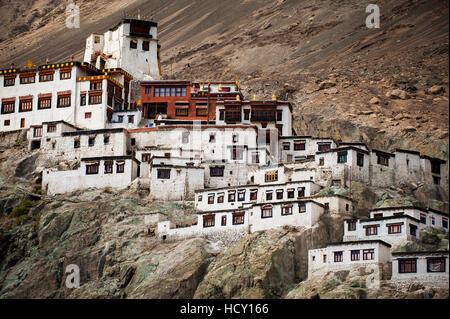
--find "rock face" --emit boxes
[193,225,330,299]
[386,89,410,100]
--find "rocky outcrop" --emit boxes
[193,224,330,299]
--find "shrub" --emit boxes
[8,200,35,218]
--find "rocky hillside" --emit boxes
[0,132,447,299]
[0,0,448,161]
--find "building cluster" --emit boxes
[1,18,448,290]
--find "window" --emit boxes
[47,124,56,133]
[195,107,208,117]
[2,101,15,114]
[157,169,170,179]
[90,81,102,90]
[324,203,329,211]
[351,250,360,261]
[221,216,227,226]
[346,204,349,212]
[393,212,404,217]
[209,134,216,142]
[33,127,43,137]
[433,176,440,185]
[88,137,95,147]
[363,249,374,260]
[261,206,273,218]
[238,191,245,202]
[86,163,99,175]
[228,192,236,202]
[203,215,215,228]
[130,40,137,49]
[266,192,273,201]
[365,225,378,236]
[276,190,283,200]
[39,73,53,82]
[232,134,238,143]
[210,166,224,177]
[104,161,113,174]
[399,259,417,273]
[20,118,25,128]
[19,99,32,112]
[250,190,257,201]
[283,142,290,150]
[217,194,224,203]
[60,71,71,80]
[131,138,136,146]
[182,132,189,144]
[377,154,389,166]
[287,189,294,199]
[281,205,293,216]
[318,143,331,152]
[431,216,435,225]
[299,203,306,213]
[85,112,92,119]
[198,195,203,202]
[219,110,224,121]
[4,120,10,126]
[154,87,186,97]
[337,151,347,163]
[80,94,86,106]
[265,171,278,182]
[38,97,51,109]
[116,162,125,173]
[410,224,417,236]
[297,187,305,198]
[175,108,188,117]
[57,95,71,107]
[233,212,245,225]
[386,224,402,234]
[117,115,123,123]
[420,213,426,224]
[373,213,383,218]
[89,95,102,104]
[74,139,80,149]
[276,110,282,121]
[442,218,448,229]
[231,147,243,160]
[323,255,327,263]
[294,142,305,151]
[357,153,364,167]
[427,258,446,272]
[4,77,15,86]
[103,136,110,144]
[347,220,356,231]
[208,195,214,204]
[20,75,35,84]
[141,154,151,162]
[142,41,149,51]
[319,157,324,166]
[128,115,134,124]
[334,251,343,263]
[252,152,260,164]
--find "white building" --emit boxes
[308,240,392,285]
[43,155,139,195]
[391,250,449,288]
[0,61,131,132]
[83,18,161,81]
[343,206,448,247]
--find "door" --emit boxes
[20,118,25,128]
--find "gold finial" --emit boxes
[253,94,257,100]
[27,59,33,69]
[236,95,240,101]
[272,94,276,100]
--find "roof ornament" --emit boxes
[46,58,49,65]
[137,9,141,20]
[236,95,240,101]
[272,94,277,100]
[253,94,257,101]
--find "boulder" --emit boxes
[386,89,409,100]
[427,85,445,94]
[369,97,380,104]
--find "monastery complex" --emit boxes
[0,17,448,289]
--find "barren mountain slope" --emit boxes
[0,0,448,160]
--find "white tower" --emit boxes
[83,18,161,81]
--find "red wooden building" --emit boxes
[140,80,243,122]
